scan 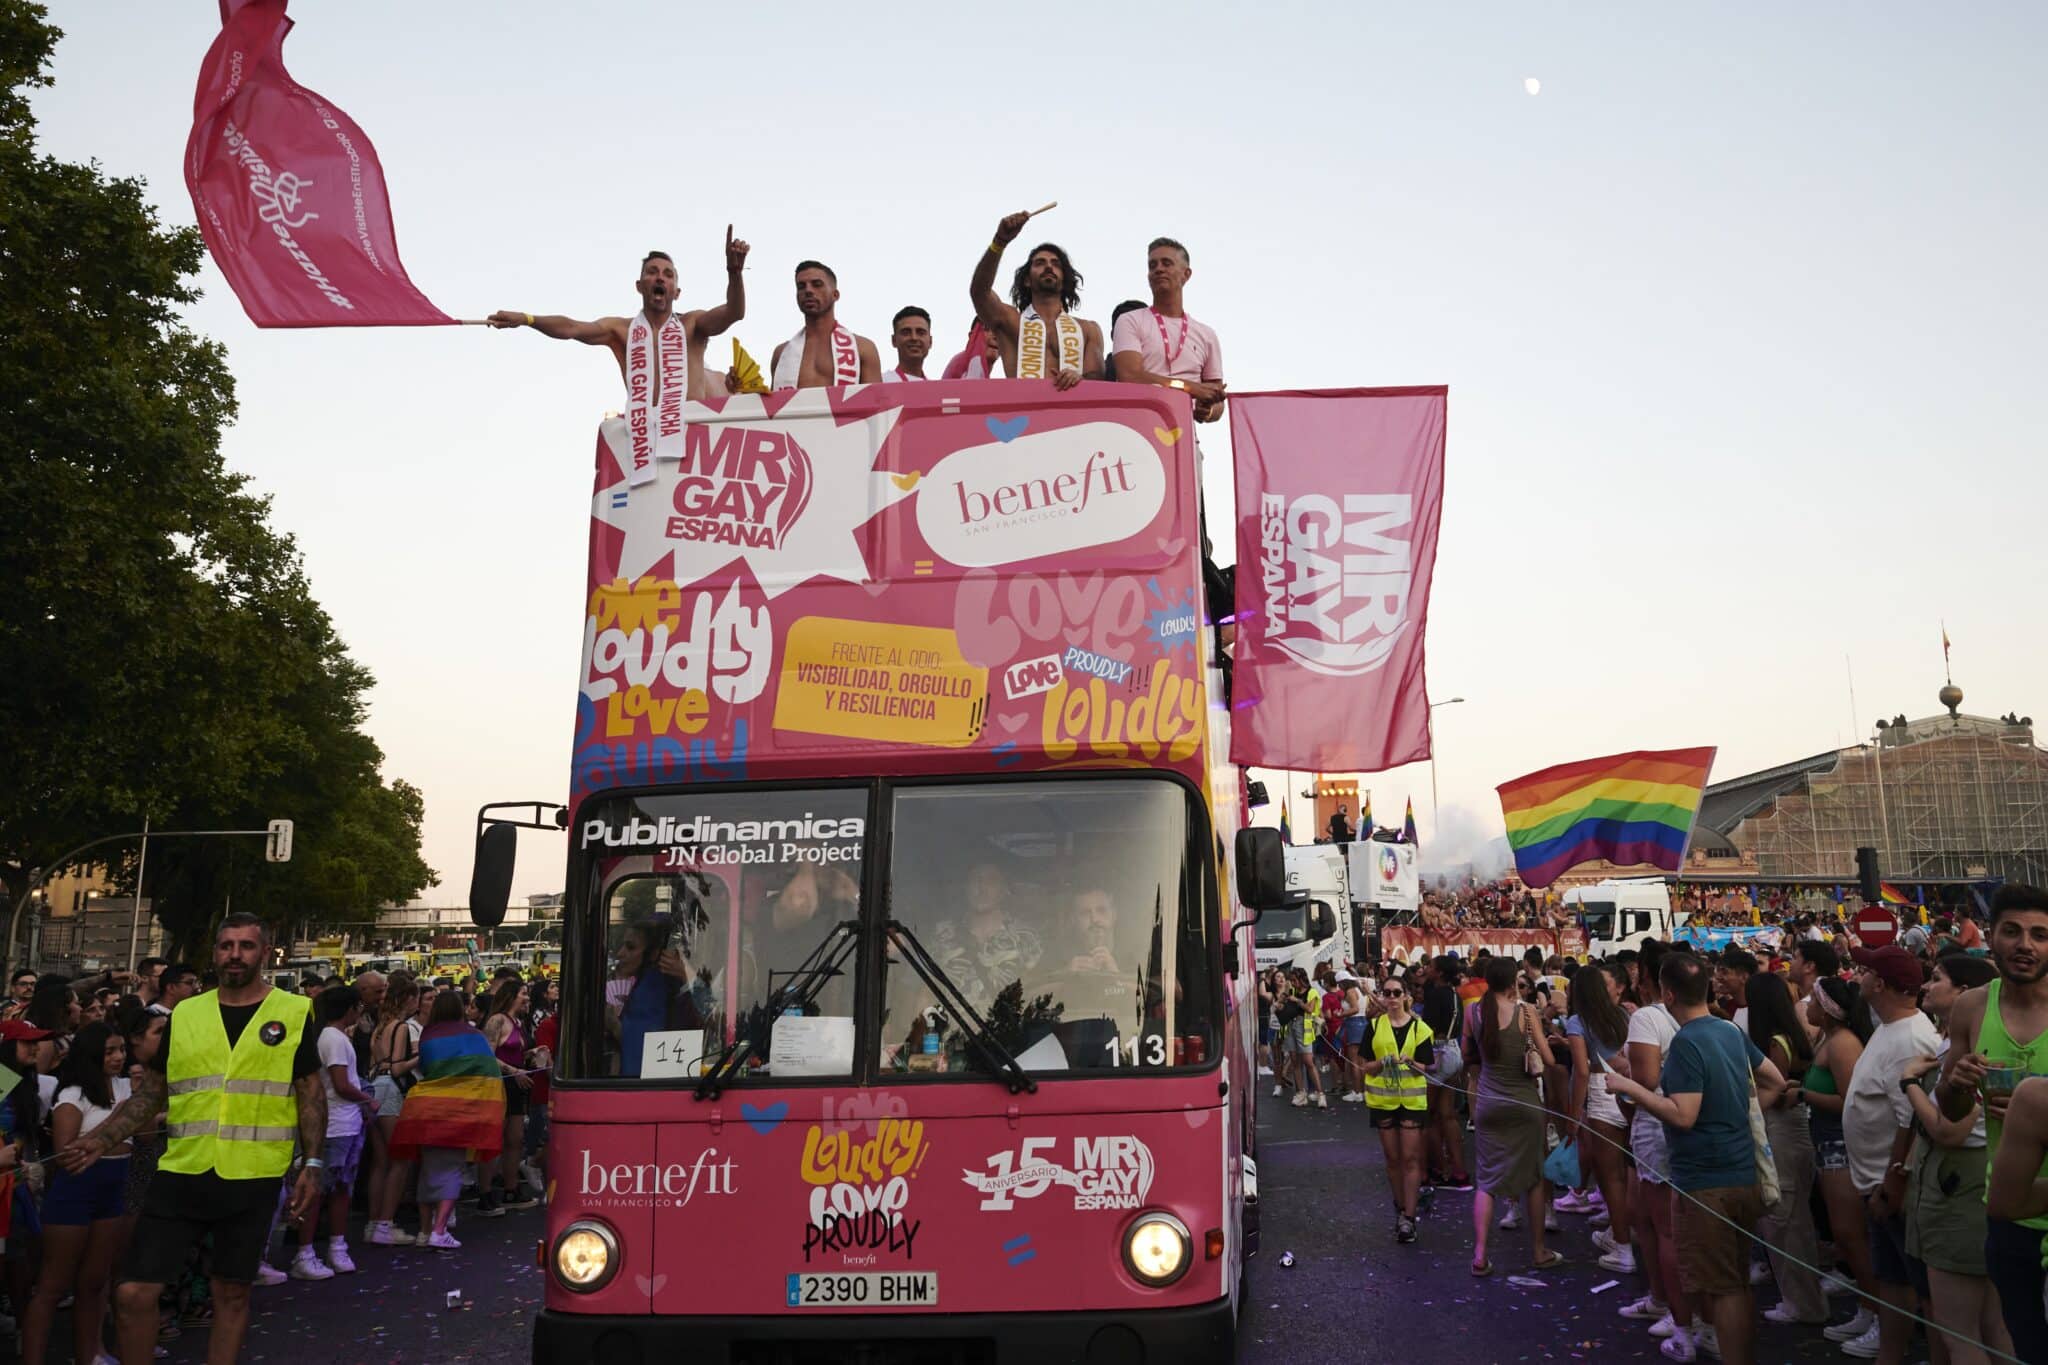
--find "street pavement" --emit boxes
[131,1091,1881,1364]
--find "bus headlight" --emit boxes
[552,1219,620,1292]
[1121,1212,1191,1287]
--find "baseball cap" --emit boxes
[1851,945,1925,994]
[0,1019,54,1042]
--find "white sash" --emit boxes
[1016,305,1083,380]
[772,324,860,390]
[623,311,688,487]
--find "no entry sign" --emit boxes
[1856,908,1898,947]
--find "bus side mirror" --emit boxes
[1234,827,1287,912]
[469,823,517,929]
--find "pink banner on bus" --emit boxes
[185,0,453,328]
[1228,388,1446,773]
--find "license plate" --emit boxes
[785,1272,938,1308]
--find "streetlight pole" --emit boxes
[1428,697,1467,841]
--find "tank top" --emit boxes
[494,1017,527,1072]
[1978,978,2048,1229]
[1807,1035,1845,1140]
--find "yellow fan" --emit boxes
[731,339,767,394]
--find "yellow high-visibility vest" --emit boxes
[160,988,310,1180]
[1365,1014,1433,1111]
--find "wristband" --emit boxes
[1167,379,1188,391]
[300,1157,326,1170]
[524,313,535,326]
[987,242,1002,256]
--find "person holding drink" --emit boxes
[1940,883,2048,1359]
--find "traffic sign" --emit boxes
[266,818,294,863]
[1855,907,1897,947]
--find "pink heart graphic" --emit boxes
[1183,1106,1212,1129]
[634,1272,670,1295]
[995,711,1030,735]
[1155,536,1188,558]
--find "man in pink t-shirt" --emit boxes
[1110,237,1226,422]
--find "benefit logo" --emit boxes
[1258,492,1415,677]
[918,422,1164,568]
[668,425,815,550]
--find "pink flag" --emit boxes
[1229,387,1447,772]
[185,0,452,328]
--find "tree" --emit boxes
[0,2,434,955]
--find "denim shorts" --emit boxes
[322,1129,365,1193]
[42,1157,128,1225]
[1814,1136,1849,1172]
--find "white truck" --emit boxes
[1563,878,1684,957]
[1253,844,1352,974]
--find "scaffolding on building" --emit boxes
[1714,713,2048,887]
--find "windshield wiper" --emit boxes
[695,920,859,1100]
[886,919,1037,1096]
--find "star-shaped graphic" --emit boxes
[593,392,913,600]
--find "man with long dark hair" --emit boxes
[968,210,1102,388]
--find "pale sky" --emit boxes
[33,2,2048,896]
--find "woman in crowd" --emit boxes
[0,1020,48,1340]
[365,974,422,1246]
[481,977,539,1215]
[1617,939,1694,1347]
[1468,955,1558,1275]
[25,975,78,1074]
[390,991,505,1250]
[1805,974,1880,1347]
[1900,952,2012,1365]
[24,1021,129,1365]
[1746,971,1828,1325]
[1564,961,1633,1274]
[1338,974,1371,1103]
[1361,974,1434,1242]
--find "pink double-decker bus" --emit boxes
[472,378,1285,1364]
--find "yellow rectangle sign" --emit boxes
[773,616,988,749]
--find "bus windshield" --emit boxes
[569,777,1214,1084]
[1254,903,1311,948]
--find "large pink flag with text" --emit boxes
[185,0,452,328]
[1229,387,1447,772]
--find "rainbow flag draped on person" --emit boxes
[389,1021,505,1162]
[1497,746,1717,889]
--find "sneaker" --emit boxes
[1315,1093,1328,1109]
[1822,1272,1857,1296]
[1658,1330,1696,1362]
[1395,1215,1417,1243]
[1648,1311,1679,1339]
[1544,1210,1562,1233]
[502,1184,540,1211]
[288,1252,334,1282]
[366,1222,409,1247]
[1749,1259,1772,1286]
[1618,1295,1667,1321]
[1590,1209,1611,1229]
[1591,1228,1623,1256]
[1500,1204,1523,1230]
[1273,1084,1284,1098]
[1763,1301,1826,1326]
[1598,1247,1637,1273]
[476,1190,506,1218]
[426,1230,462,1251]
[1839,1322,1881,1359]
[1825,1308,1876,1343]
[1696,1324,1721,1359]
[1341,1091,1365,1103]
[253,1262,288,1287]
[520,1160,545,1189]
[1291,1091,1308,1108]
[1555,1189,1594,1214]
[1257,1065,1273,1077]
[1441,1175,1474,1191]
[325,1238,356,1274]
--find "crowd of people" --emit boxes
[1261,883,2048,1365]
[0,918,555,1364]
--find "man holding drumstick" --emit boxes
[968,204,1103,389]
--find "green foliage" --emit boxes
[0,0,434,956]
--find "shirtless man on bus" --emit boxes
[769,261,882,390]
[968,209,1103,389]
[485,228,750,400]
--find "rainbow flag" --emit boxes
[390,1021,506,1162]
[1401,797,1419,846]
[1879,883,1911,906]
[1497,746,1717,889]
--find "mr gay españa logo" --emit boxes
[1258,491,1415,676]
[667,424,815,550]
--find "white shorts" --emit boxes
[371,1074,405,1119]
[1585,1074,1626,1129]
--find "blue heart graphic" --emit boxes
[986,416,1029,443]
[741,1101,788,1135]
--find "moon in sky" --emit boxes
[1525,77,1542,96]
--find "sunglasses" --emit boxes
[1380,987,1405,997]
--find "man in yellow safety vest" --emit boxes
[59,911,326,1365]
